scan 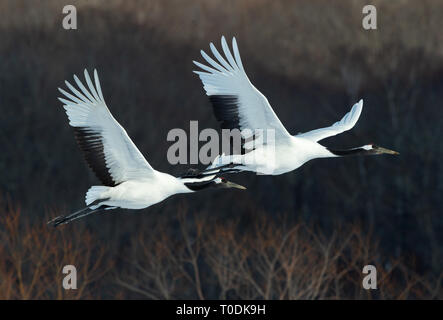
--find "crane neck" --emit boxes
[326,145,374,157]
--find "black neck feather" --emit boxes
[327,147,369,156]
[184,180,216,191]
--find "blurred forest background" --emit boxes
[0,0,442,299]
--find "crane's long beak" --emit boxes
[375,146,399,155]
[225,181,247,190]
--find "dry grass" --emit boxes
[0,197,110,299]
[0,202,441,299]
[118,210,442,300]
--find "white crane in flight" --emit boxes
[193,36,398,176]
[48,69,245,227]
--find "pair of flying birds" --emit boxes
[48,36,398,226]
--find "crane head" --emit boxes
[215,177,246,190]
[366,144,399,155]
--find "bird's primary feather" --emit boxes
[59,69,155,186]
[193,36,292,147]
[296,100,363,142]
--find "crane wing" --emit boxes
[193,36,291,146]
[59,69,154,186]
[296,100,363,142]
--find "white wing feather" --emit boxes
[59,69,154,185]
[296,100,363,142]
[193,36,291,141]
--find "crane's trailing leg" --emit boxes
[180,163,240,179]
[47,199,115,227]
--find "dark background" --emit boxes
[0,0,441,299]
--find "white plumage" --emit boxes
[59,70,155,186]
[194,36,398,176]
[49,69,245,226]
[296,101,363,142]
[193,37,291,142]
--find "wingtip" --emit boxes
[353,99,363,109]
[221,35,228,47]
[232,36,237,46]
[57,98,69,107]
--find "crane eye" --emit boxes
[220,177,227,183]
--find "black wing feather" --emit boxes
[74,127,116,187]
[209,94,257,154]
[209,95,241,130]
